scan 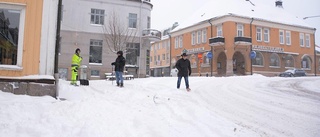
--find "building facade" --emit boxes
[152,0,318,77]
[59,0,159,80]
[0,0,59,97]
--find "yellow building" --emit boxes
[0,0,59,97]
[152,0,318,77]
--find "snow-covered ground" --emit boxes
[0,75,320,137]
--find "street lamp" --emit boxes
[303,15,320,20]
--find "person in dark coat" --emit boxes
[111,51,126,87]
[175,53,191,91]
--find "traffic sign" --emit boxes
[250,51,256,59]
[207,52,213,59]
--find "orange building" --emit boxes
[152,0,318,77]
[0,0,59,97]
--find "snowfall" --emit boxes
[0,74,320,137]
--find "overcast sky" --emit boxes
[151,0,320,45]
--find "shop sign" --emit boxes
[187,47,205,54]
[252,45,284,53]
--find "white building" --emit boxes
[59,0,159,79]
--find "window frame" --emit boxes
[263,28,270,42]
[217,25,223,37]
[279,30,284,45]
[305,34,310,48]
[237,24,244,37]
[128,13,137,28]
[0,4,26,69]
[286,31,291,45]
[89,39,103,64]
[90,8,105,25]
[202,29,207,43]
[256,27,262,41]
[191,32,196,45]
[299,33,305,47]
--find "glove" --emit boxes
[111,62,115,65]
[189,72,191,76]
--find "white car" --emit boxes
[170,68,178,77]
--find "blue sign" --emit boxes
[250,51,256,59]
[207,52,213,59]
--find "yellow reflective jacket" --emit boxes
[71,53,82,67]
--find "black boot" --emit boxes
[120,83,124,87]
[116,82,119,87]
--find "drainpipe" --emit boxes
[314,28,317,76]
[208,19,213,76]
[54,0,62,99]
[168,34,172,69]
[250,18,254,75]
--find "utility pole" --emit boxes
[54,0,62,99]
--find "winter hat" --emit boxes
[117,51,123,56]
[181,53,188,56]
[75,48,81,53]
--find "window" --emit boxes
[147,16,150,29]
[154,56,156,65]
[126,43,139,65]
[301,56,311,69]
[269,53,280,67]
[89,39,102,63]
[217,25,223,37]
[256,27,262,41]
[197,30,201,44]
[279,30,284,44]
[286,31,291,45]
[150,57,152,62]
[175,36,183,48]
[300,33,304,47]
[252,52,264,66]
[202,29,207,43]
[237,24,243,37]
[191,32,196,45]
[179,36,183,48]
[91,70,100,76]
[90,9,104,25]
[162,54,165,60]
[284,55,294,68]
[306,34,310,47]
[129,13,137,28]
[150,45,153,51]
[264,28,269,42]
[0,6,24,66]
[166,53,169,63]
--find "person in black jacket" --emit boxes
[111,51,126,87]
[175,53,191,91]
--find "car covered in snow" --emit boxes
[279,68,306,77]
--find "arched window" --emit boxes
[301,55,311,69]
[285,55,294,68]
[252,51,264,66]
[270,53,280,67]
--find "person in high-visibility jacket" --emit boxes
[71,48,82,85]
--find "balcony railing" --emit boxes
[234,37,252,46]
[142,29,161,42]
[209,37,225,46]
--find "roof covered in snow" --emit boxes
[173,0,313,32]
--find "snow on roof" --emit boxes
[0,75,54,80]
[316,45,320,52]
[173,0,313,32]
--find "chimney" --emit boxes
[275,0,283,8]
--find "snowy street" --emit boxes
[0,75,320,137]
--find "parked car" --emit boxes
[170,68,178,77]
[279,68,306,77]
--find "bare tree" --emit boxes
[102,11,138,54]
